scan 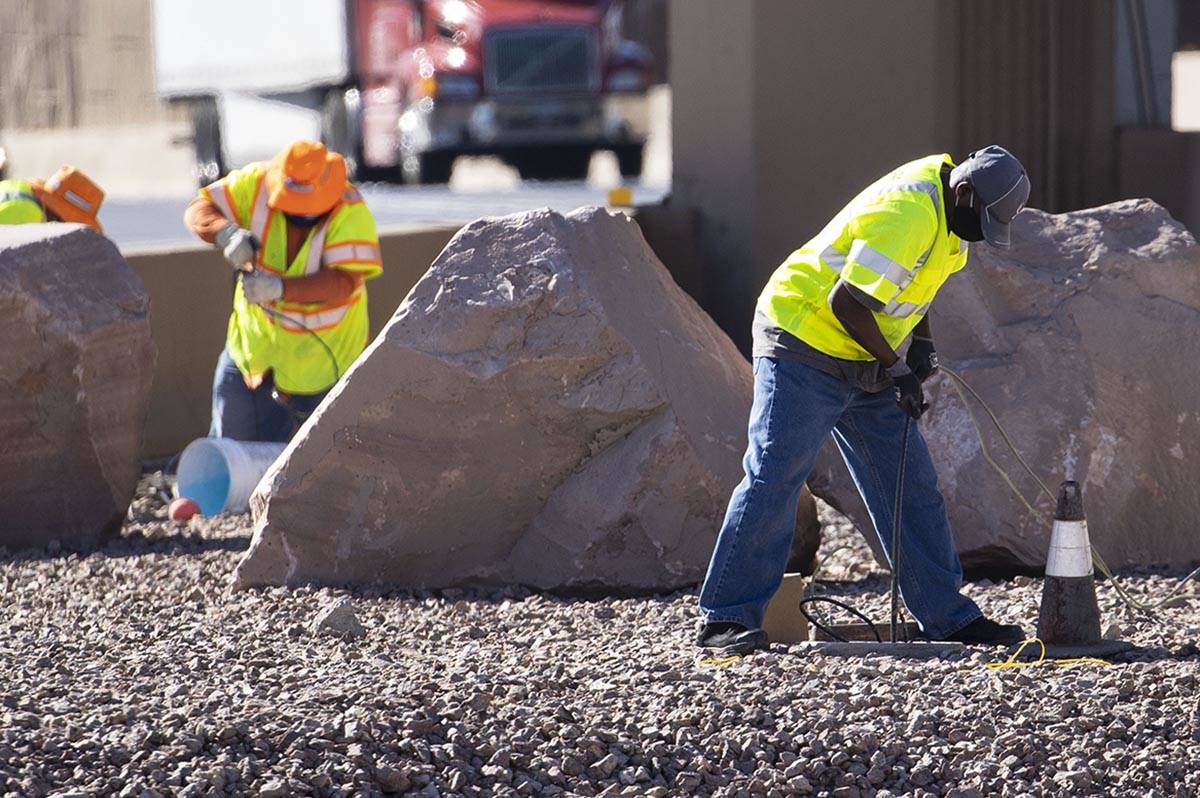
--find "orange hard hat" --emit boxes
[30,166,104,232]
[266,141,348,216]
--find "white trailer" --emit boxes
[152,0,352,183]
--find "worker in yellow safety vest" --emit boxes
[697,146,1032,655]
[184,140,383,442]
[0,164,105,231]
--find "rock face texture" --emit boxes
[236,207,819,591]
[0,224,155,550]
[810,200,1200,573]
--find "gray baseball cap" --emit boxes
[950,145,1031,248]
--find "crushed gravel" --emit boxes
[1,474,1198,797]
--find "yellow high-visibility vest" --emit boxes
[0,179,47,225]
[200,163,383,395]
[758,154,968,360]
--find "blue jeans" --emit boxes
[699,357,982,639]
[208,349,327,443]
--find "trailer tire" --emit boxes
[191,98,225,188]
[512,147,591,182]
[401,152,454,185]
[615,144,644,180]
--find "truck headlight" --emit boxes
[606,68,646,93]
[436,74,480,101]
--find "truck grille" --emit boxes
[484,28,598,94]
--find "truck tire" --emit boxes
[191,98,225,188]
[615,145,645,180]
[321,88,363,182]
[401,152,454,185]
[512,147,591,182]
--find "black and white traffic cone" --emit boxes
[1035,481,1132,659]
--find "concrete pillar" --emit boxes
[666,0,1132,347]
[669,0,951,349]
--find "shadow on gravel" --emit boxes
[807,574,891,595]
[1116,646,1196,663]
[106,530,253,557]
[0,530,252,564]
[330,584,701,609]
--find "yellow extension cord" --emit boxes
[696,642,1113,671]
[940,366,1200,615]
[985,637,1113,671]
[697,655,742,668]
[695,367,1197,673]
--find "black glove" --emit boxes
[886,361,927,419]
[906,337,939,383]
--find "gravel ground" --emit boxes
[2,476,1199,798]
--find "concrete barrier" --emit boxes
[126,224,459,457]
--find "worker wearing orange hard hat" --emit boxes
[184,140,383,442]
[0,165,105,231]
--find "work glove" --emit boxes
[240,269,284,305]
[886,361,927,420]
[215,224,258,270]
[906,336,939,383]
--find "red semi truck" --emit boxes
[153,0,653,184]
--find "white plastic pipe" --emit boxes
[176,438,287,516]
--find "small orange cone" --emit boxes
[1036,481,1132,658]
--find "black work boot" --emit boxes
[696,622,767,656]
[944,616,1026,646]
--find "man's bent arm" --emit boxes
[282,270,363,304]
[184,196,230,244]
[829,282,900,367]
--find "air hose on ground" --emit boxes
[800,366,1200,643]
[801,416,912,644]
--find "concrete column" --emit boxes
[668,0,951,349]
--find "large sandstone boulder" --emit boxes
[810,200,1200,573]
[0,224,155,550]
[236,207,820,592]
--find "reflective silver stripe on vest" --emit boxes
[0,190,37,205]
[268,286,364,331]
[206,181,236,222]
[881,298,930,318]
[870,178,941,285]
[818,178,941,275]
[302,217,333,276]
[847,239,912,289]
[820,244,846,271]
[265,214,355,332]
[870,180,941,241]
[323,242,381,265]
[875,179,940,214]
[250,180,270,243]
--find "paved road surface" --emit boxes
[103,171,668,252]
